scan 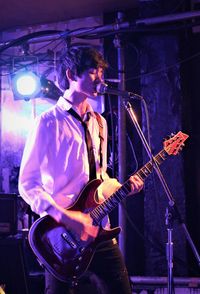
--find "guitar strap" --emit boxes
[94,112,104,169]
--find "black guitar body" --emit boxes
[29,179,121,282]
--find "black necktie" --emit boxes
[67,108,96,181]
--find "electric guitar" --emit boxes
[28,131,188,282]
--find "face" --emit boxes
[73,67,104,99]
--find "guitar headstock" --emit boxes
[163,131,189,155]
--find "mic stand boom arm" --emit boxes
[124,100,200,294]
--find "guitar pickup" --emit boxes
[61,232,77,249]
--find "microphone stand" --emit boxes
[124,100,200,294]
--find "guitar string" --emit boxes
[90,149,169,224]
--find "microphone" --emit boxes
[96,83,142,100]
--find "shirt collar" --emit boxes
[57,96,96,118]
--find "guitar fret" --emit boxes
[101,202,109,213]
[109,195,120,207]
[153,157,160,165]
[119,187,128,198]
[109,195,119,206]
[146,162,153,171]
[96,206,104,215]
[123,183,130,194]
[91,212,102,224]
[144,165,151,173]
[104,200,114,211]
[116,192,124,201]
[159,151,167,161]
[90,210,99,224]
[92,210,99,218]
[108,196,115,205]
[137,170,146,180]
[136,150,168,181]
[123,186,131,197]
[90,146,178,224]
[140,167,151,177]
[115,192,122,202]
[91,193,121,224]
[91,181,138,224]
[29,132,188,283]
[93,208,100,216]
[96,206,107,220]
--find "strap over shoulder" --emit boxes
[94,112,104,168]
[94,112,104,141]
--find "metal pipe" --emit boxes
[136,9,200,26]
[130,276,200,285]
[1,10,200,48]
[115,12,127,258]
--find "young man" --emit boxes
[18,46,143,293]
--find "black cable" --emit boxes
[121,201,199,275]
[0,30,63,54]
[107,95,116,178]
[0,38,65,77]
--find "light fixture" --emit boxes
[12,70,41,101]
[11,69,63,101]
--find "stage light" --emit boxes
[12,71,41,100]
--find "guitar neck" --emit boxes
[90,148,168,225]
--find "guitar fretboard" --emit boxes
[90,149,168,225]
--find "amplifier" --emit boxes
[0,236,29,293]
[0,193,17,235]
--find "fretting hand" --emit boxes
[129,175,144,195]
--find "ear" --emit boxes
[66,69,77,82]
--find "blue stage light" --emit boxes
[12,71,41,100]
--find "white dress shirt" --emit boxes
[18,96,111,216]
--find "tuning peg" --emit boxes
[164,133,176,141]
[163,135,171,143]
[164,135,170,140]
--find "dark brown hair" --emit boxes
[57,45,108,90]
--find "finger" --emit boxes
[130,175,143,185]
[130,180,143,191]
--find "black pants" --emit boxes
[45,241,132,294]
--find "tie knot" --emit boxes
[67,108,96,180]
